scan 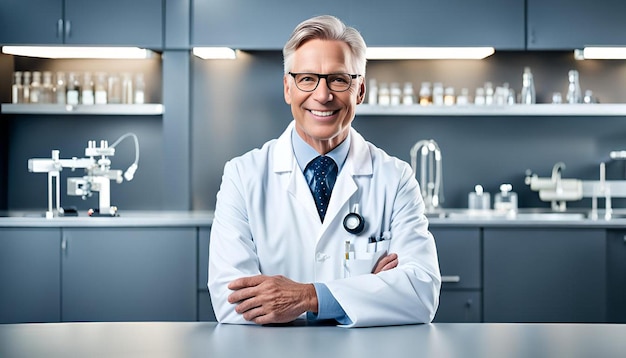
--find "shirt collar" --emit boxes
[291,127,351,172]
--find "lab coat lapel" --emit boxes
[321,129,373,232]
[273,123,321,223]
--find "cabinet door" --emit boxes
[192,0,350,48]
[350,0,525,49]
[484,228,606,323]
[0,228,61,323]
[607,230,626,323]
[197,226,216,321]
[0,0,63,45]
[431,227,481,289]
[65,0,163,48]
[527,0,626,49]
[61,227,196,322]
[434,291,481,323]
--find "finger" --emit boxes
[380,257,398,271]
[228,275,266,290]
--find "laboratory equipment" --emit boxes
[27,133,140,218]
[410,139,443,212]
[468,184,490,210]
[494,183,518,217]
[520,67,536,104]
[566,69,582,104]
[525,162,582,212]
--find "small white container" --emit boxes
[468,185,490,210]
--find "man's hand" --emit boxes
[227,275,317,325]
[373,252,398,274]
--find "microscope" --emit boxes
[27,133,139,218]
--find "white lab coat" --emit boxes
[208,121,441,327]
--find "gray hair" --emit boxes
[283,15,367,76]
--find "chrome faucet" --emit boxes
[410,139,443,212]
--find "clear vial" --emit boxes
[432,82,444,105]
[566,69,582,104]
[12,71,24,104]
[55,72,67,105]
[456,88,470,105]
[122,73,134,104]
[29,71,42,104]
[22,71,32,103]
[443,87,455,106]
[66,72,81,105]
[484,82,494,105]
[82,72,95,105]
[474,87,486,105]
[378,82,390,106]
[41,71,54,104]
[95,72,108,104]
[520,67,536,104]
[402,82,415,105]
[108,73,122,104]
[418,82,432,106]
[134,73,145,104]
[367,78,378,105]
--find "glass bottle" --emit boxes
[443,87,455,106]
[108,73,122,104]
[418,82,432,106]
[484,82,494,105]
[66,72,81,105]
[474,87,485,105]
[367,78,378,105]
[22,71,32,103]
[432,82,444,105]
[520,67,536,104]
[456,88,470,105]
[81,72,95,105]
[378,82,390,106]
[401,82,414,105]
[29,71,42,104]
[134,73,145,104]
[566,69,582,104]
[389,82,401,106]
[95,72,108,104]
[55,72,67,105]
[12,71,24,104]
[41,71,54,104]
[122,72,133,104]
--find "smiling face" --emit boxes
[284,39,365,154]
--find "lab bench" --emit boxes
[1,211,625,324]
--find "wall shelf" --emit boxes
[1,104,164,116]
[356,104,626,116]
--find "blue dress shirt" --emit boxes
[291,129,352,325]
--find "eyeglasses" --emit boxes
[288,72,361,92]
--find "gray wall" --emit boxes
[191,51,626,211]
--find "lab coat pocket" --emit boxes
[344,247,387,277]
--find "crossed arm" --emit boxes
[227,253,399,325]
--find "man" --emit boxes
[208,15,440,328]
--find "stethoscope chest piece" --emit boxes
[343,204,365,235]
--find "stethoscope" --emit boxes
[343,203,365,234]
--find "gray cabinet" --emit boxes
[483,228,606,323]
[197,226,216,321]
[192,0,524,50]
[350,0,525,49]
[431,227,482,322]
[527,0,626,50]
[607,230,626,323]
[61,227,197,322]
[0,0,163,48]
[0,228,61,324]
[192,0,349,49]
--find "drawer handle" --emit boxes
[441,275,461,283]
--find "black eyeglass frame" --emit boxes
[288,72,361,92]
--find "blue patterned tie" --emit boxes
[307,156,337,222]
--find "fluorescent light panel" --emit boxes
[366,47,495,60]
[2,46,154,59]
[575,47,626,60]
[192,47,237,59]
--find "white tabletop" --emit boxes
[1,321,626,358]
